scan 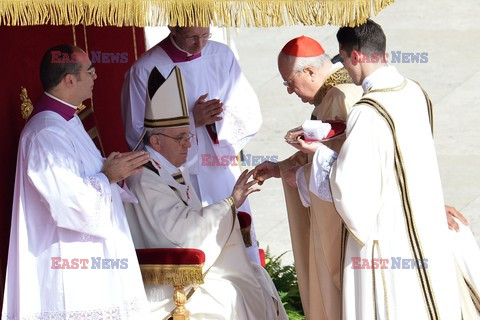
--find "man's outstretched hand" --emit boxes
[445,205,469,232]
[287,137,323,154]
[253,161,280,185]
[231,169,261,208]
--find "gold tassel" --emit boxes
[140,264,204,287]
[20,87,33,120]
[0,0,394,27]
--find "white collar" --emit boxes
[44,92,78,110]
[361,65,404,93]
[330,61,343,74]
[169,35,195,57]
[145,145,179,175]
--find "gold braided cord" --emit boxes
[0,0,394,27]
[140,264,205,287]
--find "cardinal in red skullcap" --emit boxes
[281,35,325,57]
[252,34,364,320]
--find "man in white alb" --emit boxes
[2,44,151,319]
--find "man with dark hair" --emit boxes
[39,44,83,91]
[287,20,480,318]
[122,24,263,263]
[2,44,151,318]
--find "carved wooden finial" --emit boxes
[20,87,33,120]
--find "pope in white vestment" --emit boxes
[123,65,287,319]
[121,27,262,263]
[125,148,287,320]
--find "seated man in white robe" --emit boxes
[124,66,288,320]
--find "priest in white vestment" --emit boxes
[2,45,151,319]
[287,20,480,319]
[121,25,262,263]
[123,66,287,319]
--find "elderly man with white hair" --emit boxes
[254,36,363,320]
[124,66,288,320]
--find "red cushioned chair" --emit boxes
[136,248,205,320]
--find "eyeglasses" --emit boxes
[85,67,96,77]
[68,67,96,79]
[183,33,212,43]
[155,132,195,145]
[282,71,300,88]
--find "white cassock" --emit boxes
[2,105,150,318]
[307,65,478,319]
[124,147,287,320]
[121,36,262,263]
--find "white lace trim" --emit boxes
[2,298,146,320]
[80,176,105,240]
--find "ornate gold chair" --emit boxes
[136,248,205,320]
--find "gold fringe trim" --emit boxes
[0,0,395,27]
[140,264,204,287]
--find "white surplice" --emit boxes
[121,38,262,262]
[124,149,287,320]
[2,111,150,319]
[309,66,464,319]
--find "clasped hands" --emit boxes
[193,93,223,127]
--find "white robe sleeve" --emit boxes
[215,55,262,157]
[295,165,311,207]
[324,105,392,245]
[309,145,338,202]
[26,129,113,238]
[128,172,233,249]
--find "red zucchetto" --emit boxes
[281,35,325,57]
